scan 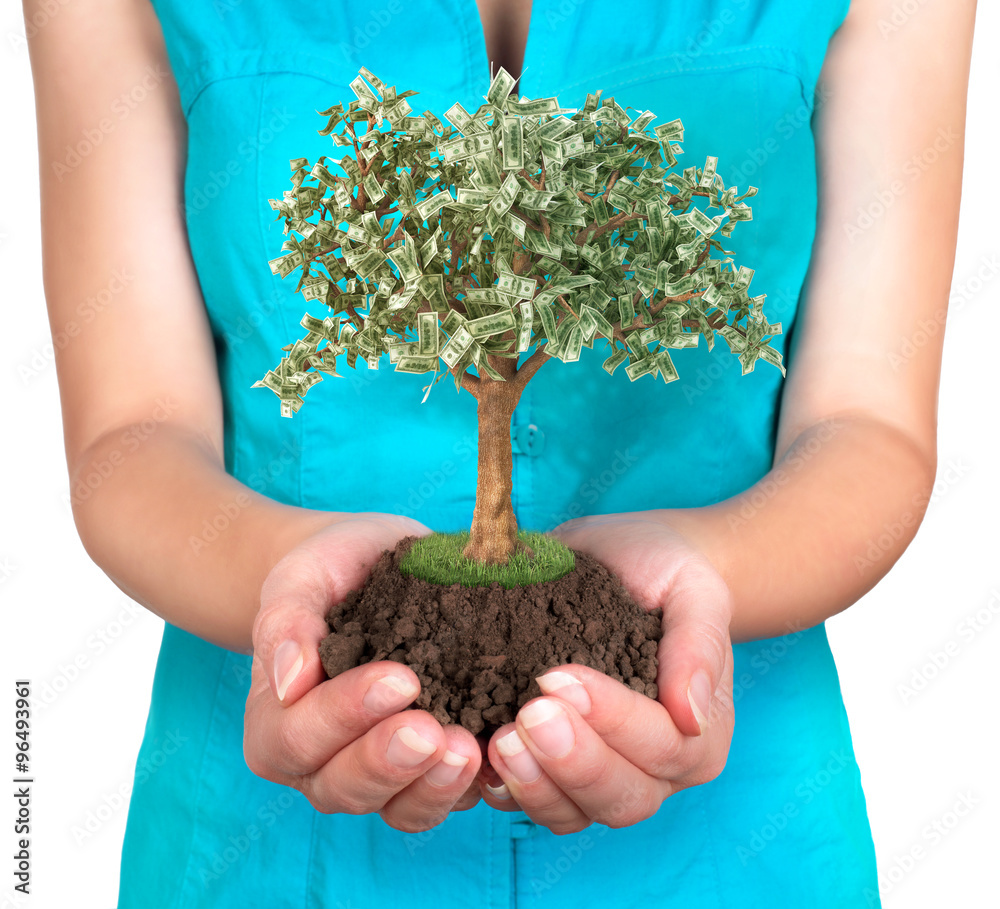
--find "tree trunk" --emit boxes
[464,385,520,564]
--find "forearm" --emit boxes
[70,421,340,652]
[663,413,937,643]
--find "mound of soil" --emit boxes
[320,536,662,738]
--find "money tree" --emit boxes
[255,66,785,565]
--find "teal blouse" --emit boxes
[120,1,881,906]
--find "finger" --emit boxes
[478,762,522,811]
[534,664,696,780]
[487,723,592,835]
[378,726,482,832]
[298,710,446,815]
[514,696,668,828]
[253,513,431,706]
[654,556,733,737]
[244,659,422,778]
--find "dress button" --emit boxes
[511,423,545,457]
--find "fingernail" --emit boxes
[496,729,543,784]
[387,726,437,768]
[363,675,419,714]
[536,670,592,716]
[519,699,575,759]
[273,640,304,703]
[486,782,512,800]
[687,669,712,735]
[424,750,469,788]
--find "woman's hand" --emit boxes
[244,513,484,832]
[480,513,735,834]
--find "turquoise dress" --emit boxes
[122,0,881,906]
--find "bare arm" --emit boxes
[25,0,345,652]
[663,0,976,641]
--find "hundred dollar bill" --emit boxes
[440,325,474,367]
[653,118,684,142]
[456,187,494,206]
[413,190,454,220]
[486,67,517,107]
[489,172,521,218]
[350,73,379,108]
[560,134,586,157]
[395,355,437,374]
[508,96,563,116]
[443,101,474,133]
[517,300,533,352]
[417,273,448,310]
[417,311,439,355]
[699,155,718,188]
[467,309,516,339]
[497,272,536,299]
[442,133,494,163]
[502,115,525,171]
[602,348,629,375]
[630,110,657,132]
[363,173,385,202]
[387,284,419,311]
[625,356,657,381]
[387,237,421,282]
[733,265,755,289]
[686,207,718,236]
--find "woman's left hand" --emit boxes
[480,513,735,834]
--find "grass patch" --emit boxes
[400,531,575,589]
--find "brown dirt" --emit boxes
[320,537,662,739]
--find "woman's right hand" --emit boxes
[243,513,483,832]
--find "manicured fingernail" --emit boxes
[519,699,574,759]
[536,671,592,715]
[687,669,712,735]
[496,729,543,784]
[486,782,511,800]
[363,675,419,714]
[387,726,437,768]
[424,750,469,788]
[273,640,304,703]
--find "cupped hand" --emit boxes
[244,513,483,832]
[480,513,735,834]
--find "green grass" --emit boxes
[400,531,575,589]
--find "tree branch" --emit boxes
[514,348,551,390]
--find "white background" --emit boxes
[1,3,997,908]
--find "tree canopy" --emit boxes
[254,65,785,417]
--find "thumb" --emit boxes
[655,555,733,738]
[252,514,432,706]
[252,556,340,708]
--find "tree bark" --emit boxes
[463,379,521,564]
